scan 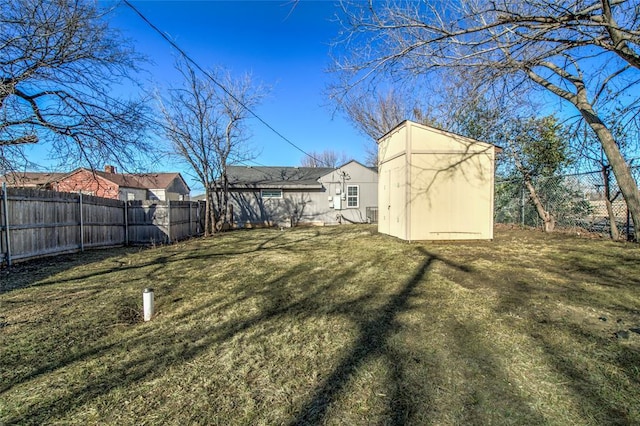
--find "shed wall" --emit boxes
[409,150,494,239]
[379,125,407,161]
[378,121,495,241]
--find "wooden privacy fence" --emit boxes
[0,186,205,265]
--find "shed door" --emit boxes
[383,170,391,235]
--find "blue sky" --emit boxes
[109,0,368,189]
[25,0,370,192]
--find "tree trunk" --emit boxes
[524,178,556,232]
[222,168,230,226]
[510,144,556,233]
[602,165,620,240]
[212,182,223,233]
[605,198,620,240]
[227,204,234,228]
[204,188,213,237]
[578,97,640,241]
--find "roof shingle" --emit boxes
[227,166,334,189]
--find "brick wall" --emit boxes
[55,170,120,199]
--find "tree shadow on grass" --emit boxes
[0,247,140,294]
[529,329,639,424]
[286,247,537,426]
[2,246,366,424]
[3,237,561,424]
[446,238,640,425]
[0,229,321,294]
[287,249,436,424]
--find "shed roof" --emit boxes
[377,119,502,152]
[227,166,334,189]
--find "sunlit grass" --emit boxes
[1,225,639,425]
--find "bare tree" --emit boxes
[0,0,150,172]
[336,88,438,166]
[333,0,640,240]
[158,60,267,235]
[300,149,349,168]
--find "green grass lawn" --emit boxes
[1,225,640,425]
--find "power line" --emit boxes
[122,0,321,164]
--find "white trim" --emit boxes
[261,189,283,199]
[346,185,359,208]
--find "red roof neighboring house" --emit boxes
[0,172,66,190]
[2,166,190,201]
[55,166,191,201]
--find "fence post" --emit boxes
[79,192,84,252]
[197,201,201,235]
[189,201,192,237]
[167,199,171,244]
[124,200,129,246]
[2,183,11,266]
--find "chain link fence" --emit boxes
[495,168,636,239]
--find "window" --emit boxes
[261,189,282,199]
[347,185,359,208]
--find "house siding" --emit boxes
[230,188,334,226]
[164,177,191,200]
[318,161,378,224]
[147,188,166,201]
[55,170,120,199]
[119,187,147,201]
[228,161,378,227]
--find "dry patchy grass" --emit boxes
[1,225,640,425]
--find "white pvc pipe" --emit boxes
[143,288,154,321]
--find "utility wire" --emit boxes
[122,0,322,164]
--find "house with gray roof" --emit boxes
[227,160,378,227]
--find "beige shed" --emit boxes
[377,120,498,241]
